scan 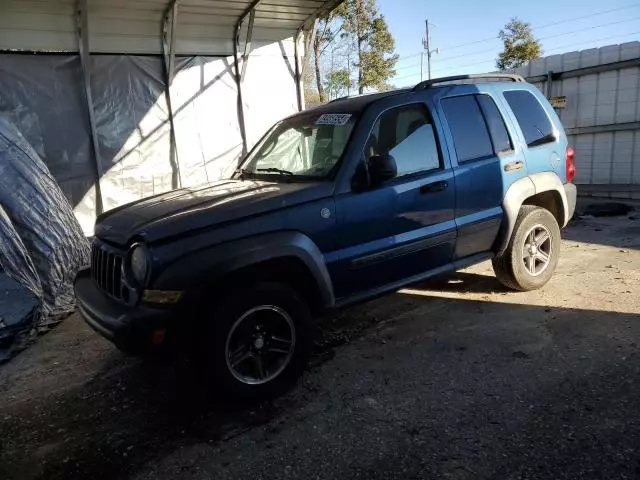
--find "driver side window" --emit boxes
[365,104,441,177]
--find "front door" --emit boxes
[328,103,456,299]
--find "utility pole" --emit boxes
[425,20,431,80]
[422,19,439,80]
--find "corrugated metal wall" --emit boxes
[515,42,640,199]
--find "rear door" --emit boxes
[439,91,525,259]
[328,102,456,299]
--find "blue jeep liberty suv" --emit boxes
[75,74,577,399]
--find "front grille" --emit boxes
[91,242,124,300]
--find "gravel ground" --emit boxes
[0,214,639,480]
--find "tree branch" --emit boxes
[319,25,344,55]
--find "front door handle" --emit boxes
[504,160,524,172]
[419,180,449,194]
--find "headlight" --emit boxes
[129,243,150,285]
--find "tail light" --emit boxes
[566,146,576,183]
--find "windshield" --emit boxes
[240,112,357,179]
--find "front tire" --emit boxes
[493,205,561,291]
[196,282,312,400]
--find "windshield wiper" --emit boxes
[256,168,295,176]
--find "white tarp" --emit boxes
[0,41,299,234]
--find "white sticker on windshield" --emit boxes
[315,113,352,125]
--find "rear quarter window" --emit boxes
[503,90,554,147]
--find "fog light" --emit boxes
[142,290,183,304]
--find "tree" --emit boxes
[337,0,398,94]
[312,13,343,102]
[303,54,321,105]
[496,18,542,70]
[324,69,352,99]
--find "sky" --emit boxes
[375,0,640,88]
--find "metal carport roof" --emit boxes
[0,0,341,55]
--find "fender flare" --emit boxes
[153,231,335,308]
[497,172,570,254]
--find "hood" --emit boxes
[95,179,333,244]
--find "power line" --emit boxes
[393,30,640,86]
[393,4,640,66]
[392,17,640,74]
[538,15,640,43]
[395,52,425,64]
[396,16,640,70]
[439,4,640,52]
[531,4,640,32]
[542,30,640,54]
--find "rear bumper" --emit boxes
[564,183,577,225]
[74,269,173,354]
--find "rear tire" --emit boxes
[493,205,561,291]
[195,282,312,401]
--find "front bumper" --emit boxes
[74,269,173,354]
[564,183,577,225]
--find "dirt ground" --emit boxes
[1,213,639,480]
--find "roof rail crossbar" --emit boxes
[413,73,525,91]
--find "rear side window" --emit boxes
[504,90,554,147]
[441,95,493,162]
[476,95,512,154]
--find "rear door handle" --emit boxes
[504,160,524,172]
[419,180,448,194]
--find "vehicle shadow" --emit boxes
[0,346,309,480]
[1,269,636,480]
[9,273,508,479]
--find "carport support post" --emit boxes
[294,28,304,111]
[76,0,104,215]
[233,1,263,160]
[240,10,256,83]
[162,1,182,189]
[233,25,249,159]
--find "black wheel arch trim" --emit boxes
[152,231,335,308]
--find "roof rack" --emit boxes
[413,73,525,91]
[327,91,381,103]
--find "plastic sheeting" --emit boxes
[0,54,98,234]
[0,54,177,234]
[0,44,299,234]
[0,116,90,359]
[92,55,176,213]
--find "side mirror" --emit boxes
[368,154,397,186]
